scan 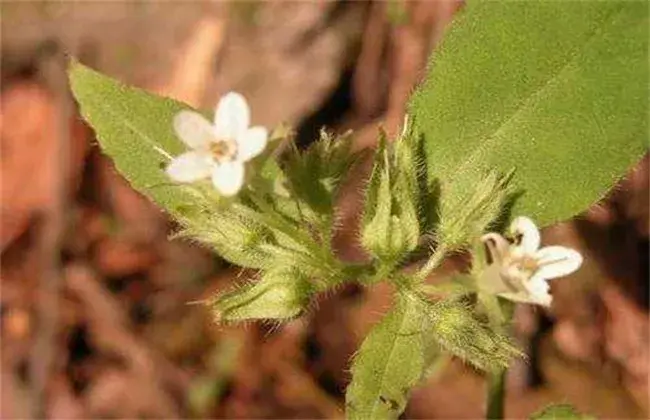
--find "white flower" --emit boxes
[166,92,268,196]
[480,216,583,307]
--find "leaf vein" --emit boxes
[94,96,175,161]
[453,5,626,178]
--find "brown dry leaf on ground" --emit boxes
[0,81,88,250]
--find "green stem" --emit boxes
[484,299,512,420]
[486,368,506,419]
[415,243,448,282]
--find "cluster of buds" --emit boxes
[167,93,584,326]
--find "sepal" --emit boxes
[210,268,314,322]
[361,126,422,264]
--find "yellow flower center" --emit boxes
[209,140,237,162]
[500,254,539,292]
[518,255,539,272]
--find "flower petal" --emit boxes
[510,216,540,254]
[211,161,245,196]
[214,92,250,140]
[173,111,215,149]
[499,278,552,307]
[524,278,552,306]
[534,246,583,280]
[479,264,511,294]
[237,126,268,162]
[499,291,537,306]
[166,151,212,182]
[481,232,510,264]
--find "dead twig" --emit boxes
[29,45,71,419]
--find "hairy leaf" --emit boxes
[210,268,313,322]
[284,130,356,222]
[69,61,204,217]
[346,294,436,420]
[430,300,521,371]
[411,1,648,226]
[179,210,270,269]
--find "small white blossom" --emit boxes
[166,92,268,196]
[480,216,583,307]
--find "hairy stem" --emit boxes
[416,243,448,282]
[484,299,513,420]
[486,368,506,419]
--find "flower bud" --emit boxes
[210,268,313,322]
[436,170,513,250]
[181,210,270,269]
[430,300,522,371]
[283,129,356,223]
[361,131,421,264]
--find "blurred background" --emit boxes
[1,1,648,418]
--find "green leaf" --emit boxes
[283,130,357,227]
[393,119,421,206]
[392,123,422,251]
[360,164,394,260]
[411,1,648,226]
[210,267,314,322]
[346,293,436,420]
[179,209,271,269]
[69,60,201,217]
[429,299,522,371]
[436,170,513,249]
[530,403,595,420]
[361,132,389,229]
